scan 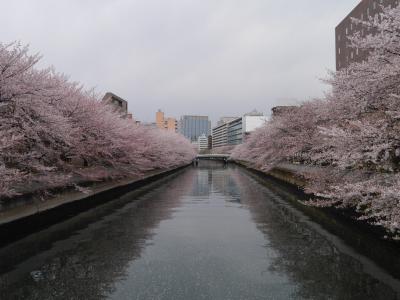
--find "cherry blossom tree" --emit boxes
[232,4,400,237]
[0,42,195,200]
[232,100,327,170]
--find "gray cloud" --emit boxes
[0,0,359,124]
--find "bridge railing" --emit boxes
[194,154,231,165]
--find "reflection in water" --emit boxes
[0,162,399,300]
[229,168,400,299]
[0,171,194,299]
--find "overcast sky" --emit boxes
[0,0,359,124]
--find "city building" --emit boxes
[102,92,129,117]
[179,115,211,142]
[198,134,208,151]
[217,117,239,127]
[227,117,244,145]
[155,110,178,132]
[212,122,230,148]
[165,117,178,131]
[336,0,397,70]
[208,135,213,150]
[271,106,299,117]
[212,117,239,148]
[211,111,268,148]
[156,110,165,129]
[142,122,158,129]
[191,140,199,151]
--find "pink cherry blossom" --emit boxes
[232,4,400,237]
[0,42,196,200]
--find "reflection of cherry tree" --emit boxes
[0,169,195,299]
[0,42,195,199]
[229,169,398,299]
[232,5,400,237]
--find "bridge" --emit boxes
[195,154,230,161]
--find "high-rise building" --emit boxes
[336,0,397,70]
[155,110,178,132]
[179,115,211,142]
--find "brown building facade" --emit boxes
[155,110,178,132]
[156,110,165,129]
[335,0,398,70]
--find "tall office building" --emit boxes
[179,115,211,142]
[336,0,398,70]
[155,110,178,132]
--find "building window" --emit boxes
[338,47,341,54]
[346,27,348,35]
[351,51,354,59]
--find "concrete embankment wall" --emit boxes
[233,160,400,278]
[0,164,190,245]
[234,161,308,188]
[233,160,398,241]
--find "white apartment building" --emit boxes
[212,111,268,148]
[198,134,209,151]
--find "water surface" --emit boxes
[0,162,399,299]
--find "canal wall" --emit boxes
[234,160,309,189]
[234,160,400,278]
[0,164,190,245]
[234,160,400,240]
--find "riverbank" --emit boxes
[233,160,309,189]
[234,160,400,240]
[1,162,399,299]
[233,161,400,282]
[0,164,190,245]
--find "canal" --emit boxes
[0,162,400,299]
